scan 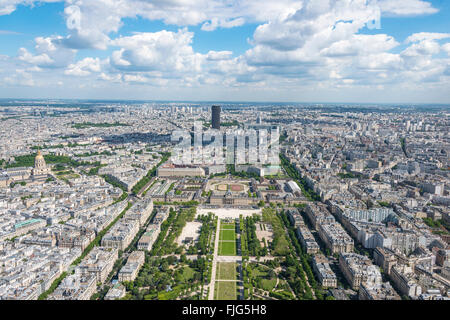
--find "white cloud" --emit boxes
[123,74,148,83]
[57,0,134,50]
[4,69,35,87]
[322,34,399,57]
[442,43,450,56]
[376,0,438,16]
[250,0,381,52]
[402,40,441,57]
[65,57,102,76]
[99,72,121,82]
[18,36,76,68]
[405,32,450,43]
[110,29,202,75]
[17,48,53,66]
[1,0,449,102]
[240,0,449,89]
[2,0,439,50]
[206,51,233,61]
[201,17,245,31]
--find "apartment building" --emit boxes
[77,247,118,283]
[312,254,337,288]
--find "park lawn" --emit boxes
[219,241,236,256]
[221,223,235,230]
[251,266,269,278]
[62,173,80,180]
[217,262,236,281]
[260,278,277,292]
[182,266,195,282]
[220,229,236,241]
[262,208,290,256]
[215,281,237,300]
[157,285,183,300]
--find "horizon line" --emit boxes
[1,98,450,106]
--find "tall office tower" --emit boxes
[212,105,221,130]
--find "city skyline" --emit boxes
[0,0,450,103]
[0,102,449,301]
[0,0,449,307]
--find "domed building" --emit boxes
[0,150,51,188]
[32,150,50,177]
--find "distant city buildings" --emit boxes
[0,102,449,301]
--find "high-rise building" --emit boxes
[257,113,262,124]
[212,105,221,130]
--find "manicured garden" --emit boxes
[218,221,237,256]
[218,241,236,256]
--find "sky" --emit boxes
[0,0,449,103]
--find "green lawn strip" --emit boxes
[221,223,235,230]
[219,229,236,241]
[219,241,236,256]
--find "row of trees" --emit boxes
[149,208,177,256]
[131,152,170,195]
[281,252,314,300]
[153,200,199,207]
[280,154,321,201]
[6,153,100,169]
[279,210,324,300]
[226,164,261,179]
[195,213,216,255]
[72,121,130,129]
[240,215,248,257]
[244,216,267,257]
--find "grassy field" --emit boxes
[218,221,237,256]
[217,262,237,281]
[214,281,237,300]
[181,266,195,282]
[218,241,236,256]
[261,278,277,291]
[220,229,236,241]
[221,223,235,230]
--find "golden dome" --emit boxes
[36,150,44,160]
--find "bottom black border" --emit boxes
[3,300,447,319]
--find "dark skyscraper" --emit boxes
[212,105,221,130]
